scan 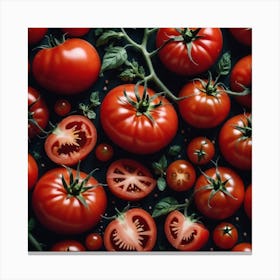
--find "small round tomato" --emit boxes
[230,55,252,108]
[178,79,230,128]
[51,240,85,252]
[85,233,103,251]
[61,28,90,37]
[104,208,157,251]
[166,160,196,192]
[164,210,209,251]
[212,222,238,249]
[28,28,48,45]
[28,153,38,191]
[32,38,101,95]
[229,28,252,46]
[156,28,223,76]
[32,167,107,235]
[194,166,245,220]
[187,137,215,165]
[232,242,252,252]
[219,113,252,170]
[244,184,252,219]
[106,159,156,201]
[44,115,97,166]
[100,84,178,154]
[28,86,49,139]
[54,99,71,116]
[95,143,114,162]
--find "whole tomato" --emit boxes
[32,167,107,235]
[194,166,245,220]
[32,38,101,95]
[28,28,48,45]
[100,84,178,154]
[178,79,231,128]
[51,240,85,251]
[219,113,252,170]
[156,28,223,76]
[85,233,103,251]
[212,222,238,249]
[244,184,252,219]
[229,28,252,46]
[28,153,38,191]
[232,242,252,252]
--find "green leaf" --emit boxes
[157,177,167,191]
[96,30,124,47]
[152,197,179,218]
[119,68,136,82]
[86,110,96,120]
[159,155,168,169]
[168,145,181,156]
[90,91,101,106]
[217,52,231,76]
[94,28,103,37]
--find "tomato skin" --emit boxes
[104,208,157,251]
[194,167,245,220]
[219,113,252,170]
[28,28,48,45]
[178,79,231,128]
[61,28,90,37]
[28,86,49,138]
[44,115,97,166]
[32,167,107,235]
[232,242,252,252]
[229,28,252,46]
[54,99,71,116]
[156,28,223,76]
[100,84,178,154]
[164,210,209,251]
[212,222,238,249]
[230,55,252,108]
[32,38,101,95]
[244,184,252,219]
[95,143,114,162]
[106,159,156,201]
[28,153,39,191]
[85,233,103,251]
[51,240,85,251]
[166,160,196,192]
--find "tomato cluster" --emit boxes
[28,28,252,252]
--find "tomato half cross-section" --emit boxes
[104,208,157,251]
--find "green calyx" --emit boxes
[35,34,66,49]
[234,114,252,140]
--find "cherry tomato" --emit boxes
[61,28,90,37]
[229,28,252,46]
[95,143,114,162]
[166,160,196,192]
[244,184,252,219]
[106,159,156,201]
[186,137,215,165]
[104,208,157,251]
[212,222,238,249]
[51,240,85,251]
[54,99,71,116]
[28,153,38,191]
[85,233,103,251]
[232,242,252,252]
[164,210,209,251]
[44,115,97,166]
[28,28,48,45]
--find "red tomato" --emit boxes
[32,167,107,235]
[212,222,238,249]
[164,210,209,251]
[32,38,101,95]
[95,143,114,162]
[100,84,178,154]
[28,86,49,139]
[54,99,71,116]
[178,79,231,128]
[28,153,38,191]
[229,28,252,46]
[232,242,252,252]
[28,28,48,45]
[166,160,196,192]
[104,208,157,251]
[186,137,215,165]
[61,28,90,37]
[156,28,223,76]
[106,159,156,201]
[230,55,252,108]
[194,166,245,220]
[219,113,252,170]
[85,233,103,251]
[44,115,97,166]
[244,184,252,219]
[51,240,85,251]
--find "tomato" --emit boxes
[28,86,49,139]
[28,28,48,45]
[106,159,156,201]
[178,79,231,128]
[219,113,252,170]
[186,137,215,165]
[156,28,223,76]
[232,242,252,252]
[166,160,196,192]
[194,166,245,220]
[61,28,90,37]
[229,28,252,46]
[164,210,209,251]
[28,153,38,191]
[32,167,107,235]
[54,99,71,116]
[95,143,114,162]
[230,55,252,108]
[212,222,238,249]
[85,233,103,251]
[100,84,178,154]
[104,208,157,251]
[44,115,97,166]
[244,184,252,219]
[32,38,101,95]
[51,240,85,251]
